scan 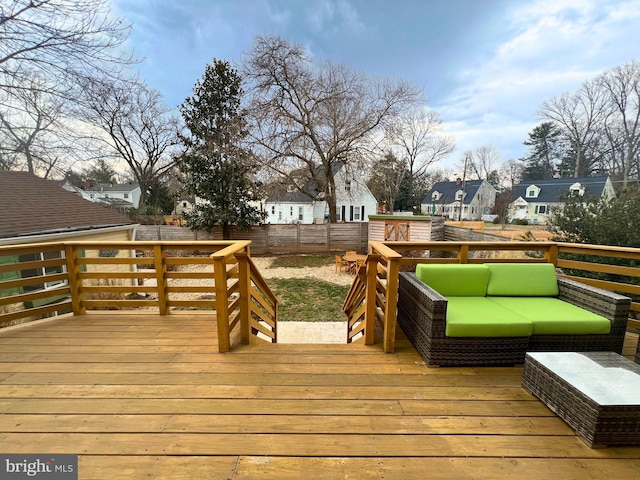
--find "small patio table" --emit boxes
[522,351,640,447]
[342,253,366,275]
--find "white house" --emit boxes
[421,179,497,220]
[509,176,616,224]
[83,183,142,209]
[262,163,378,224]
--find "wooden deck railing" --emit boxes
[343,241,640,353]
[344,254,379,345]
[0,240,277,352]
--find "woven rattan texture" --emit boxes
[397,272,631,367]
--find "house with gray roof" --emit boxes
[509,176,616,224]
[421,179,497,220]
[84,182,141,209]
[0,171,138,316]
[262,163,377,224]
[1,172,137,245]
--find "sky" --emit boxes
[111,0,640,171]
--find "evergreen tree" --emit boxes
[87,159,117,185]
[521,122,563,179]
[178,60,265,239]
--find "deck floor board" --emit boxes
[0,312,639,479]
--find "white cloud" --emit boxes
[306,0,365,36]
[436,0,640,167]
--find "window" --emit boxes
[183,202,187,208]
[124,193,129,199]
[290,206,293,216]
[432,192,440,201]
[271,206,275,215]
[278,210,282,220]
[345,181,351,192]
[455,190,463,200]
[471,206,477,214]
[526,186,539,198]
[354,207,360,220]
[298,206,303,221]
[18,250,68,308]
[535,205,547,214]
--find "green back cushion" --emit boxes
[445,298,532,337]
[486,263,558,296]
[489,297,611,335]
[416,264,490,297]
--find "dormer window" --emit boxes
[287,184,296,193]
[432,191,440,201]
[570,182,584,196]
[526,185,540,198]
[455,190,463,201]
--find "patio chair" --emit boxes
[335,255,348,273]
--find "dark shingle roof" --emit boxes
[513,176,610,203]
[0,171,134,239]
[423,180,485,205]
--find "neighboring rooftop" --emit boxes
[86,182,140,193]
[423,179,486,205]
[0,171,134,239]
[513,176,611,203]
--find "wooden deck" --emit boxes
[1,312,639,479]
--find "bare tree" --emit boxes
[0,0,132,97]
[596,60,640,187]
[386,108,455,209]
[0,0,134,178]
[243,35,422,222]
[466,145,501,180]
[498,159,524,190]
[78,77,180,210]
[0,74,75,177]
[539,79,611,177]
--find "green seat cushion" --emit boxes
[445,298,533,337]
[488,297,611,335]
[416,264,490,297]
[486,263,559,296]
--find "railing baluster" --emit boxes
[213,255,231,352]
[235,251,251,345]
[153,245,168,315]
[64,244,83,315]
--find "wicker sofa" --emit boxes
[397,263,631,367]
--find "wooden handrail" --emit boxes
[0,240,278,352]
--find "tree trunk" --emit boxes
[222,222,231,240]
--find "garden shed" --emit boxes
[367,215,445,242]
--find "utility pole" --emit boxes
[458,155,468,221]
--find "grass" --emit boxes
[269,278,350,322]
[269,255,334,268]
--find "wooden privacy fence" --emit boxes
[136,222,369,254]
[343,241,640,353]
[0,241,277,352]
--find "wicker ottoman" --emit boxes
[522,351,640,447]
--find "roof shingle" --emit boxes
[0,171,134,239]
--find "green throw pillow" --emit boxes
[416,264,490,297]
[486,263,558,297]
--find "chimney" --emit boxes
[455,177,462,185]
